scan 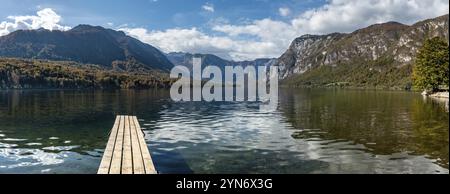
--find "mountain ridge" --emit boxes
[274,14,449,88]
[0,24,174,72]
[166,52,274,67]
[0,15,448,89]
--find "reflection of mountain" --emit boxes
[278,88,449,169]
[0,90,169,154]
[139,96,448,173]
[1,89,447,173]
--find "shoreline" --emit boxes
[429,92,450,99]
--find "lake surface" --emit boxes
[0,89,448,174]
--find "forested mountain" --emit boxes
[0,25,174,72]
[274,14,449,89]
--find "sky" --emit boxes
[0,0,448,61]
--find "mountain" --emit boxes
[236,58,276,67]
[275,14,449,89]
[166,52,233,69]
[166,52,274,70]
[166,52,275,81]
[0,25,174,72]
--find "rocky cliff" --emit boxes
[275,14,449,88]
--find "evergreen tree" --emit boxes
[413,37,449,91]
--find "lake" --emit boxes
[0,89,448,174]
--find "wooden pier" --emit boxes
[98,115,157,174]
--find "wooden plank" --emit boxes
[98,115,157,174]
[132,116,157,174]
[109,115,125,174]
[130,115,145,174]
[97,116,121,174]
[121,116,133,174]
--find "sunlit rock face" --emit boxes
[274,14,449,79]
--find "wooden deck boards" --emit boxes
[98,115,157,174]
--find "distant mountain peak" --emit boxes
[354,21,408,34]
[35,27,50,32]
[296,33,344,41]
[166,52,274,70]
[70,24,106,32]
[0,25,173,71]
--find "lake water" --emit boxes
[0,89,448,174]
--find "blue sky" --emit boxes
[0,0,324,32]
[0,0,448,60]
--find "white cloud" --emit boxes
[202,3,215,13]
[279,7,291,17]
[119,27,278,61]
[291,0,450,35]
[2,1,448,61]
[212,18,297,51]
[121,0,449,61]
[0,8,70,36]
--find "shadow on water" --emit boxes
[151,148,194,174]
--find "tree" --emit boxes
[412,37,449,92]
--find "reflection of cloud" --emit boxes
[25,142,43,146]
[2,138,27,142]
[0,148,65,168]
[43,145,80,151]
[0,142,18,148]
[145,100,448,173]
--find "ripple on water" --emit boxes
[2,138,28,142]
[25,143,43,146]
[0,89,448,173]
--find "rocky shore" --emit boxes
[430,92,450,99]
[422,90,449,99]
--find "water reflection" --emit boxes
[0,89,167,173]
[0,89,448,174]
[279,88,449,171]
[426,96,449,112]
